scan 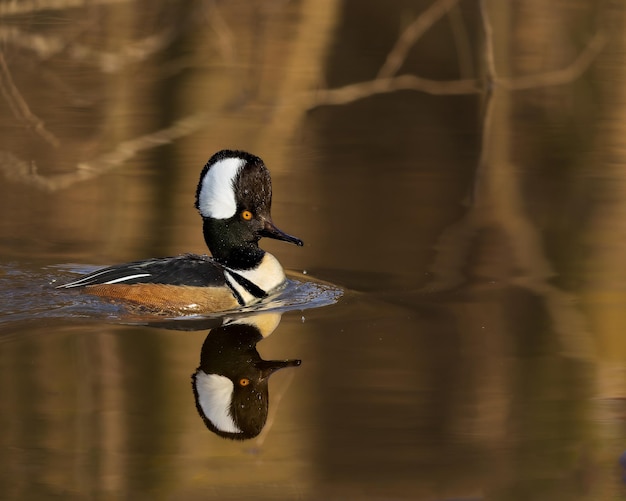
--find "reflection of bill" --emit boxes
[191,314,301,440]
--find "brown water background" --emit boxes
[1,0,626,499]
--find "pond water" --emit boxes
[1,1,626,500]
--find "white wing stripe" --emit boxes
[102,273,152,284]
[57,268,115,288]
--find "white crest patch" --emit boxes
[198,157,245,219]
[195,372,241,434]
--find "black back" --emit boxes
[58,254,227,288]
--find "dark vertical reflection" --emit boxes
[308,0,608,498]
[310,0,483,492]
[142,0,199,256]
[305,0,480,287]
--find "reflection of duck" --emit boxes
[191,314,301,440]
[57,150,303,314]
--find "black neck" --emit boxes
[203,219,265,270]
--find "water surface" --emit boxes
[1,1,625,500]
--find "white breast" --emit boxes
[224,253,286,305]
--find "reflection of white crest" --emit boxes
[194,372,240,433]
[225,312,282,338]
[197,157,245,219]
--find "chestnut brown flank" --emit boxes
[85,284,239,314]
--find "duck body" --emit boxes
[57,150,303,314]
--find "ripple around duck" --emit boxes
[0,263,344,328]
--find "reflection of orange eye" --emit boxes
[241,210,253,221]
[239,378,250,386]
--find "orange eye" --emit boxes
[241,210,253,221]
[239,378,250,386]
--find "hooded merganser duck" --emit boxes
[192,313,300,440]
[57,150,303,314]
